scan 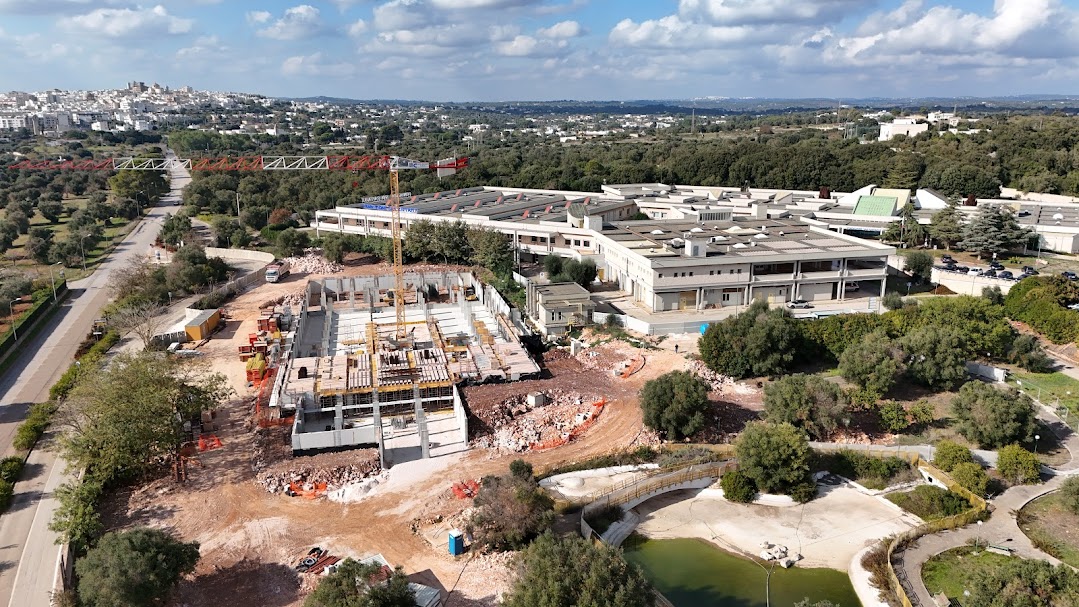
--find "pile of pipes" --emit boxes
[256,450,380,495]
[758,542,801,568]
[284,248,343,275]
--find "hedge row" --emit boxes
[48,330,120,402]
[0,456,23,512]
[0,282,69,363]
[1004,277,1079,345]
[13,402,58,452]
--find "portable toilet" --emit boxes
[448,529,465,556]
[699,323,710,335]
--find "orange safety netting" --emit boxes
[197,435,223,451]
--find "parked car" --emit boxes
[1063,271,1079,281]
[982,269,998,278]
[1068,303,1079,311]
[954,265,969,273]
[787,299,814,309]
[1017,272,1033,281]
[940,254,955,264]
[1021,266,1039,275]
[844,282,860,292]
[988,261,1004,270]
[967,268,982,275]
[998,270,1014,280]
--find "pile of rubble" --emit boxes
[255,448,380,494]
[473,390,599,452]
[690,360,758,395]
[284,249,344,275]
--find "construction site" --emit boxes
[265,271,540,465]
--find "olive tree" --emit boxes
[735,422,811,496]
[951,382,1036,449]
[763,374,849,440]
[639,371,710,440]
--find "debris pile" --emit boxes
[472,390,600,452]
[690,360,758,395]
[284,249,344,275]
[256,448,380,495]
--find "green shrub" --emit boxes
[720,470,757,503]
[790,480,819,503]
[997,444,1041,485]
[812,450,912,490]
[0,479,12,512]
[933,440,974,472]
[887,485,971,521]
[950,462,989,496]
[0,456,22,484]
[12,402,56,451]
[882,292,905,311]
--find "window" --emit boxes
[709,270,714,275]
[737,269,742,274]
[689,272,694,277]
[722,293,731,302]
[573,240,581,246]
[658,273,663,278]
[583,241,590,247]
[530,236,537,242]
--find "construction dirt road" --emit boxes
[97,260,741,607]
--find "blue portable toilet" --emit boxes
[448,529,465,556]
[699,323,710,335]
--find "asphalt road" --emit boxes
[0,153,188,607]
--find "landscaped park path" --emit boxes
[0,151,187,607]
[897,401,1079,607]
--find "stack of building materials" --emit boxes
[246,354,267,383]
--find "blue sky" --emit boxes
[1,0,1077,101]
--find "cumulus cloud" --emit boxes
[58,5,193,38]
[537,20,582,38]
[677,0,867,26]
[281,52,356,77]
[246,10,271,24]
[177,35,228,58]
[257,4,325,40]
[348,19,368,37]
[372,0,437,31]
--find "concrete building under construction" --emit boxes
[269,271,539,465]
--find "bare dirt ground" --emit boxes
[99,264,726,607]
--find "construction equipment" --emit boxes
[10,153,469,340]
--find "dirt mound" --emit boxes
[472,389,601,452]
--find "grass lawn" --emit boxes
[921,546,1016,599]
[1009,371,1079,426]
[1018,492,1079,568]
[2,199,142,282]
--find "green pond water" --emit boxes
[623,537,862,607]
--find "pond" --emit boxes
[623,537,862,607]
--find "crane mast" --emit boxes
[389,168,406,339]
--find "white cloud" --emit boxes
[373,0,437,31]
[281,52,356,77]
[537,20,581,38]
[348,19,368,36]
[257,4,325,40]
[428,0,540,8]
[246,10,271,24]
[677,0,867,26]
[58,5,193,38]
[177,35,228,58]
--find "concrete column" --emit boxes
[696,287,703,310]
[333,396,344,448]
[879,278,887,309]
[372,393,385,468]
[413,385,430,459]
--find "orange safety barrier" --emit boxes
[198,435,223,451]
[621,356,645,379]
[289,481,328,499]
[254,367,292,428]
[450,479,480,499]
[530,399,605,452]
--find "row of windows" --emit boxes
[658,268,743,279]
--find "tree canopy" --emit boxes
[966,555,1079,606]
[468,463,554,552]
[305,559,416,607]
[960,205,1034,259]
[59,352,232,484]
[75,527,200,607]
[639,371,710,440]
[899,325,969,390]
[735,422,811,496]
[503,533,655,607]
[762,374,849,440]
[838,330,905,402]
[699,300,798,379]
[951,382,1036,449]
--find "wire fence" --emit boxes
[1011,374,1079,431]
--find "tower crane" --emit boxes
[8,153,469,340]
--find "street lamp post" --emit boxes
[48,261,61,303]
[136,190,145,216]
[1034,434,1041,454]
[8,298,19,341]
